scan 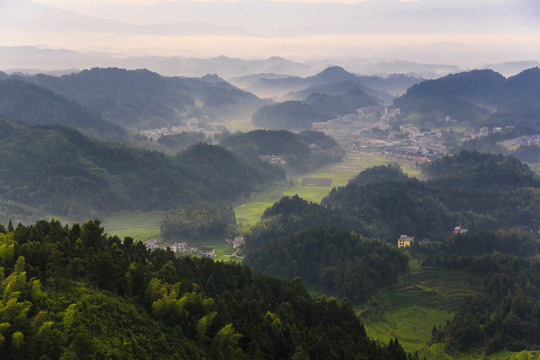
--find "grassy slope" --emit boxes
[359,264,483,353]
[359,260,540,359]
[102,211,165,243]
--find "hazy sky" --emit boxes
[1,0,539,67]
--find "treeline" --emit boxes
[244,225,409,303]
[0,219,417,360]
[411,228,539,262]
[160,204,236,241]
[0,117,284,220]
[220,129,344,172]
[252,88,378,130]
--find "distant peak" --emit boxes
[201,74,224,83]
[319,66,348,75]
[313,66,354,82]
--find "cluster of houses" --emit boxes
[397,226,470,248]
[259,154,287,165]
[139,116,209,141]
[145,239,215,257]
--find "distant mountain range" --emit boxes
[0,46,315,78]
[4,46,539,83]
[394,67,540,128]
[242,66,423,100]
[11,67,271,130]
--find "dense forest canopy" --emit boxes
[244,225,409,303]
[0,117,284,220]
[0,219,417,360]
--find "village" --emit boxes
[312,105,514,163]
[144,236,245,258]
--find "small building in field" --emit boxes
[171,242,188,252]
[199,247,215,257]
[398,235,414,248]
[233,237,245,249]
[452,226,468,235]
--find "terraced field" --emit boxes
[359,264,484,354]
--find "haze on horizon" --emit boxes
[1,0,539,74]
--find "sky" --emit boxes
[0,0,539,71]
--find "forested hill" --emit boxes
[0,116,284,220]
[322,152,540,241]
[0,219,417,360]
[393,67,540,128]
[423,150,540,190]
[245,152,540,254]
[252,88,378,130]
[244,225,409,303]
[220,129,344,172]
[13,67,271,129]
[0,79,127,141]
[241,152,539,252]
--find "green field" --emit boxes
[221,117,257,132]
[358,263,540,359]
[235,152,390,228]
[102,210,165,243]
[359,265,484,355]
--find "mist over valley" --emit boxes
[0,0,539,359]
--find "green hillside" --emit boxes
[0,79,126,141]
[0,116,284,220]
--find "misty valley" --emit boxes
[0,60,539,360]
